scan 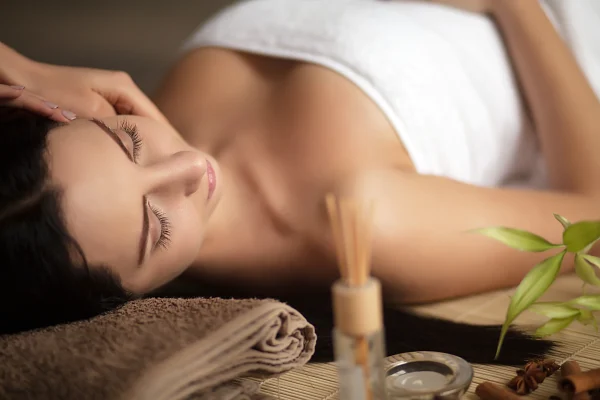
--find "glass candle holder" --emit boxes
[385,352,473,400]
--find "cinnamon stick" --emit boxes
[559,368,600,394]
[476,382,522,400]
[561,361,590,400]
[562,361,583,378]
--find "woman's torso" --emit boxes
[153,0,540,288]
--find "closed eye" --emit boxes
[92,118,133,162]
[119,119,143,162]
[149,203,172,251]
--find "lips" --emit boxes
[206,159,217,201]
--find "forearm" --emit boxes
[491,1,600,195]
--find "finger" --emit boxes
[0,84,25,101]
[95,71,169,123]
[1,90,74,122]
[20,90,78,120]
[60,94,116,120]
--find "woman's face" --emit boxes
[47,116,222,294]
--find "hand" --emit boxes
[19,61,168,123]
[425,0,493,14]
[0,83,76,122]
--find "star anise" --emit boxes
[524,364,547,383]
[508,369,539,395]
[524,359,560,377]
[524,359,542,371]
[540,359,560,376]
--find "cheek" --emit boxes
[172,202,205,262]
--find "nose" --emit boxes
[145,151,206,197]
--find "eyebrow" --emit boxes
[91,118,133,162]
[90,118,149,265]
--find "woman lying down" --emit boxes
[2,0,600,364]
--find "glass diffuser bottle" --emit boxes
[325,195,388,400]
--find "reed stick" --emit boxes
[326,194,376,400]
[326,194,347,281]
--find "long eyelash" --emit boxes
[119,119,142,161]
[149,204,172,250]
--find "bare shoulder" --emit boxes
[153,48,291,142]
[306,168,413,253]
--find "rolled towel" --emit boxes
[0,297,315,400]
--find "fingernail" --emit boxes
[61,110,77,120]
[10,85,25,90]
[44,101,59,109]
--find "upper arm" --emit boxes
[492,1,600,195]
[327,169,600,303]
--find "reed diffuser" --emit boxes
[326,194,388,400]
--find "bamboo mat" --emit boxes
[245,273,600,399]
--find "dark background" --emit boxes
[1,1,236,94]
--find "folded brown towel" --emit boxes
[0,297,316,400]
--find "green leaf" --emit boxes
[581,243,595,255]
[473,227,561,252]
[495,251,566,359]
[577,309,595,326]
[574,254,600,287]
[535,316,576,337]
[563,221,600,253]
[554,214,571,229]
[581,254,600,268]
[529,303,580,319]
[568,295,600,310]
[507,252,566,321]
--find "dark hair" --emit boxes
[0,111,132,335]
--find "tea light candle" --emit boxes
[385,352,473,400]
[389,370,449,391]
